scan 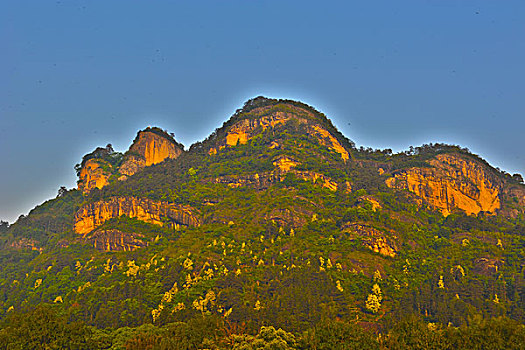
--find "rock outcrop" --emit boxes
[224,110,306,147]
[84,229,147,251]
[343,223,397,258]
[210,102,351,162]
[386,153,501,216]
[9,238,42,252]
[308,125,349,162]
[473,257,503,275]
[74,196,200,234]
[211,169,339,192]
[273,156,299,172]
[119,128,183,178]
[76,128,184,193]
[77,159,112,194]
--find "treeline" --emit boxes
[0,305,523,349]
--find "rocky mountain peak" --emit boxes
[76,127,184,193]
[119,127,184,178]
[203,97,355,162]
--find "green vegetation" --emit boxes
[1,306,523,349]
[0,97,524,348]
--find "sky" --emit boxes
[1,0,524,223]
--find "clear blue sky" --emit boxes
[1,1,524,223]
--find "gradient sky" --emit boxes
[1,0,524,223]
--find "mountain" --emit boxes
[1,96,524,348]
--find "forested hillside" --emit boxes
[1,97,524,349]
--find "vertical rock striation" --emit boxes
[119,128,184,178]
[74,196,200,234]
[77,159,112,194]
[386,153,501,216]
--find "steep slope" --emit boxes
[78,97,356,235]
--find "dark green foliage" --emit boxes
[0,304,93,349]
[76,143,123,175]
[383,314,525,350]
[4,189,82,244]
[299,320,379,349]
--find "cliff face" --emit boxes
[77,159,112,194]
[74,196,200,234]
[84,229,147,251]
[120,129,183,177]
[386,153,501,216]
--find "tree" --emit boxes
[301,321,379,350]
[0,220,9,233]
[365,284,382,313]
[512,173,524,184]
[231,326,296,350]
[57,186,67,198]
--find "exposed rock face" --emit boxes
[84,229,147,251]
[386,154,501,216]
[501,186,525,217]
[77,128,184,193]
[210,154,341,191]
[77,159,112,194]
[343,223,397,258]
[120,129,183,177]
[308,125,349,162]
[357,196,382,211]
[74,196,200,234]
[506,186,525,206]
[10,238,42,252]
[212,104,351,162]
[273,156,299,172]
[211,169,339,192]
[263,204,313,228]
[225,111,305,147]
[473,257,503,275]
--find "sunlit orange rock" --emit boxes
[74,196,200,234]
[309,125,350,162]
[343,223,397,257]
[77,159,112,194]
[223,105,350,160]
[358,196,382,211]
[77,129,183,192]
[212,168,340,192]
[120,129,183,177]
[386,153,501,216]
[273,156,299,172]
